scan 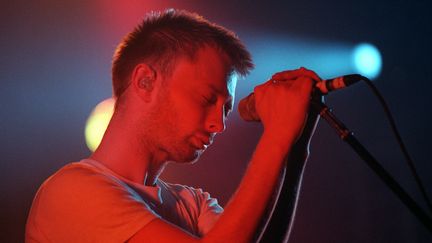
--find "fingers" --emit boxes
[253,78,276,94]
[253,67,318,98]
[272,67,322,83]
[290,76,314,95]
[254,75,314,98]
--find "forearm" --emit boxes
[204,131,296,243]
[257,148,309,243]
[257,105,320,243]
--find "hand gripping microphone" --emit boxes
[238,74,366,121]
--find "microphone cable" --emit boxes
[345,75,432,215]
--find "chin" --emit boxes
[188,151,202,164]
[172,149,204,164]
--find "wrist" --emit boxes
[261,129,297,154]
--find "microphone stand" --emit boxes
[311,100,432,232]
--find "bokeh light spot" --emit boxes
[352,43,382,79]
[85,98,115,152]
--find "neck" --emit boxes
[90,110,168,186]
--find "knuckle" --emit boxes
[296,76,312,83]
[254,84,265,93]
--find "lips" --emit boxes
[193,135,213,150]
[201,137,212,146]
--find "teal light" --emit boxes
[352,43,382,79]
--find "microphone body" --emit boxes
[238,74,365,121]
[315,74,364,94]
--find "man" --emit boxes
[26,9,321,242]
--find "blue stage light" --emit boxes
[352,43,382,79]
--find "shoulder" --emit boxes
[27,161,158,242]
[38,162,127,200]
[33,161,154,212]
[29,162,132,220]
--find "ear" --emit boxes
[131,63,157,102]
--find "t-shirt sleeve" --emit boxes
[162,182,223,237]
[27,165,159,243]
[195,188,224,236]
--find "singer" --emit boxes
[26,9,320,243]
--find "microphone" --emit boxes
[315,74,365,94]
[238,74,366,121]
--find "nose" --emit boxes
[206,105,226,133]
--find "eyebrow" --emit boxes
[207,83,225,95]
[207,81,235,99]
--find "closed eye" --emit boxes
[201,93,233,117]
[202,94,217,105]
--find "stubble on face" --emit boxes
[137,85,202,164]
[136,46,234,164]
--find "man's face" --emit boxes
[143,46,236,163]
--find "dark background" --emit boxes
[1,0,431,242]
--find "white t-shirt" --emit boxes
[26,159,223,243]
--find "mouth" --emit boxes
[193,136,213,150]
[202,135,215,147]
